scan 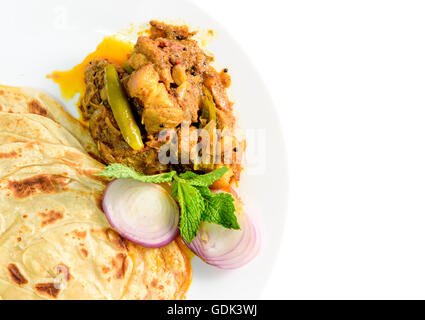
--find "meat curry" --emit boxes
[80,21,243,189]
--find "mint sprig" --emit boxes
[173,182,204,243]
[97,164,240,243]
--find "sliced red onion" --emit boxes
[103,178,179,248]
[186,211,261,270]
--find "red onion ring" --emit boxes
[186,211,261,269]
[103,178,179,248]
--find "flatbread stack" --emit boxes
[0,85,191,300]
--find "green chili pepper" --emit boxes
[122,62,134,74]
[104,64,143,150]
[197,87,217,170]
[202,86,217,124]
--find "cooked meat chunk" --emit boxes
[133,37,174,86]
[216,108,235,129]
[127,53,149,70]
[204,75,233,112]
[150,20,195,40]
[173,79,202,122]
[127,64,184,134]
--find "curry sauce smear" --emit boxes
[47,36,134,108]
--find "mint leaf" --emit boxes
[97,163,176,183]
[174,181,205,243]
[198,187,240,230]
[179,166,229,187]
[178,171,198,180]
[97,163,239,243]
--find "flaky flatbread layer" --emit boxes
[0,85,99,159]
[0,87,191,300]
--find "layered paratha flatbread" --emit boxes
[0,85,99,159]
[0,112,86,151]
[0,86,191,300]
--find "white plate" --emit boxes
[0,0,288,299]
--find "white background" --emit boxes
[195,0,425,299]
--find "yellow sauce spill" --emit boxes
[47,36,134,103]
